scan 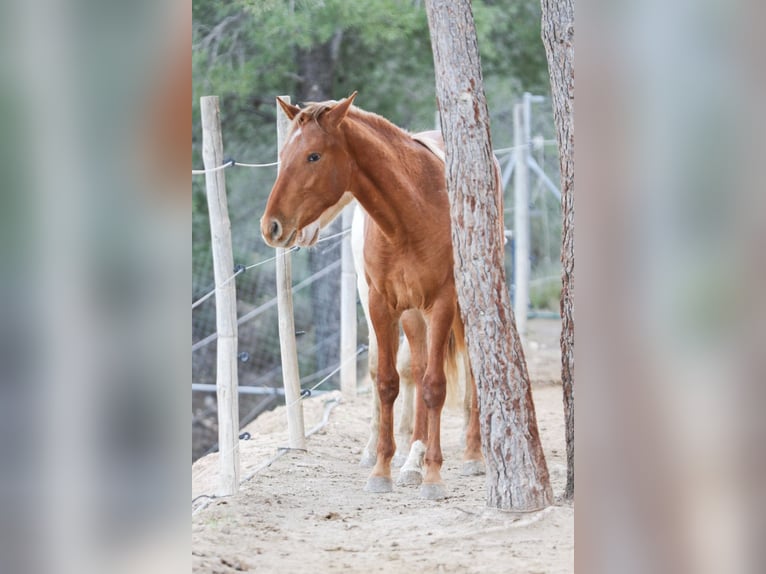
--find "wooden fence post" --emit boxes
[340,204,357,398]
[275,95,306,449]
[513,101,530,338]
[201,95,240,496]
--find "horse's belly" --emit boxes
[388,284,427,313]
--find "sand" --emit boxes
[192,319,573,573]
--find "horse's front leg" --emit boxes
[364,289,400,493]
[397,310,428,486]
[362,331,414,469]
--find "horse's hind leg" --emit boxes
[461,356,485,476]
[418,300,454,500]
[394,336,414,467]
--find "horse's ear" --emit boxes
[277,97,301,120]
[325,91,358,129]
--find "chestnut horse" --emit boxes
[352,203,477,474]
[261,92,488,499]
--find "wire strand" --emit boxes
[493,142,532,155]
[192,248,299,310]
[192,229,350,311]
[243,246,299,271]
[192,259,342,352]
[191,267,245,310]
[234,160,279,168]
[315,227,351,243]
[283,345,367,411]
[192,159,279,175]
[191,162,232,175]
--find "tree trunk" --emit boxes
[541,0,574,500]
[295,31,341,103]
[294,32,344,380]
[424,0,553,511]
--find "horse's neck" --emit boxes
[343,118,435,242]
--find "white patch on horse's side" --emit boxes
[288,127,302,145]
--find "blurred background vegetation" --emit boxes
[192,0,562,460]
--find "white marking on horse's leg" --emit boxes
[393,338,414,467]
[360,383,380,467]
[396,439,425,486]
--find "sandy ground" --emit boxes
[192,319,572,573]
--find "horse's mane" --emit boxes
[291,100,411,144]
[294,100,337,123]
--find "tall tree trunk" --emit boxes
[294,31,344,380]
[424,0,553,511]
[295,30,342,103]
[541,0,574,500]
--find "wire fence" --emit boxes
[192,212,366,461]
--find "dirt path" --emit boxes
[192,319,572,573]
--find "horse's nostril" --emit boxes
[270,219,282,240]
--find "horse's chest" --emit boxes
[382,272,427,311]
[367,254,449,312]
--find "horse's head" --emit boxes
[260,92,358,248]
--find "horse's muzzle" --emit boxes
[261,216,286,247]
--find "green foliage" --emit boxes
[473,1,549,93]
[530,269,563,312]
[192,0,550,162]
[192,0,561,300]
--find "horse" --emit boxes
[352,203,477,475]
[353,199,418,469]
[261,92,491,499]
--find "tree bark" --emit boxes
[424,0,553,510]
[295,37,337,103]
[541,0,574,500]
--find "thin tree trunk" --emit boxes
[424,0,553,511]
[541,0,574,500]
[294,28,342,103]
[294,33,344,379]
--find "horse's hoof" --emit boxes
[461,460,486,476]
[419,483,447,500]
[392,452,408,468]
[359,452,377,468]
[364,476,393,493]
[396,469,423,487]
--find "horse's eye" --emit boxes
[307,153,321,163]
